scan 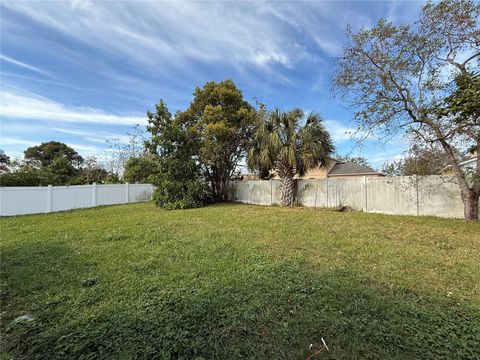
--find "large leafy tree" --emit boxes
[24,141,83,168]
[247,109,334,206]
[176,80,256,201]
[123,156,161,184]
[145,99,206,209]
[333,0,480,220]
[22,141,84,185]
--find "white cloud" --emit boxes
[52,128,129,143]
[0,54,55,78]
[3,2,292,71]
[0,137,113,158]
[1,0,355,84]
[369,153,402,164]
[0,89,145,126]
[324,119,356,143]
[53,128,129,144]
[313,36,342,57]
[65,143,105,156]
[0,137,38,147]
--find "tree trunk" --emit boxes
[280,175,296,206]
[208,168,229,203]
[277,161,296,206]
[462,189,479,221]
[435,137,479,221]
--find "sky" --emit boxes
[0,0,423,169]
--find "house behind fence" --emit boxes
[228,176,468,219]
[0,183,154,216]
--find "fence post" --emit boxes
[92,183,97,206]
[415,175,419,216]
[125,182,129,203]
[270,180,273,205]
[326,178,329,208]
[47,185,52,213]
[363,176,368,212]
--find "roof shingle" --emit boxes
[327,161,381,176]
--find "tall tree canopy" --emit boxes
[333,0,480,220]
[176,80,256,201]
[145,99,206,209]
[24,141,83,168]
[247,109,333,206]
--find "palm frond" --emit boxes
[246,108,334,176]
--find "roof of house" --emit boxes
[327,161,382,177]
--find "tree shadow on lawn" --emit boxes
[1,241,479,360]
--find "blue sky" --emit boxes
[1,0,422,168]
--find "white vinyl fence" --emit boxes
[228,176,469,219]
[0,183,154,216]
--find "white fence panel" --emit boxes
[128,184,154,202]
[52,185,93,212]
[228,181,251,204]
[366,177,418,216]
[97,184,127,206]
[0,183,154,216]
[0,187,49,216]
[327,178,365,210]
[229,180,280,205]
[249,181,273,205]
[417,176,464,217]
[297,180,320,207]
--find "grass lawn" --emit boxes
[1,202,479,359]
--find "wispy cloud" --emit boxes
[1,71,93,91]
[66,143,105,156]
[0,137,103,157]
[0,54,56,78]
[324,119,357,143]
[0,89,145,126]
[368,151,406,166]
[0,0,423,161]
[53,128,130,144]
[0,137,38,147]
[1,1,351,84]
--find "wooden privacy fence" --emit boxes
[0,183,154,216]
[228,176,468,218]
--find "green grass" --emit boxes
[1,203,479,359]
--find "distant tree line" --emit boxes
[381,146,459,176]
[0,142,119,186]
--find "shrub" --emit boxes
[123,157,161,184]
[153,178,206,210]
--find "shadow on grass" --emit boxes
[1,240,479,360]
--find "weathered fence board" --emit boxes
[228,176,468,218]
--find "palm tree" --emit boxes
[247,108,334,206]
